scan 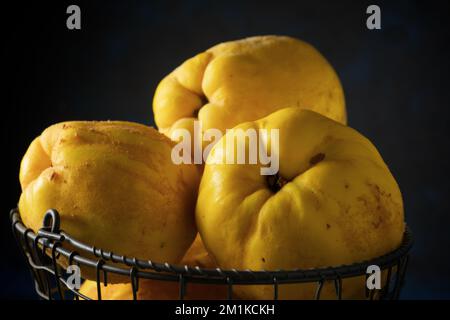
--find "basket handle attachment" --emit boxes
[42,209,61,233]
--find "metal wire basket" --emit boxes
[10,208,413,300]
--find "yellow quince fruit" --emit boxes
[196,108,404,299]
[153,35,346,147]
[19,121,199,280]
[79,281,132,300]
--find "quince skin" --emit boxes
[19,121,200,277]
[196,108,404,299]
[153,35,346,145]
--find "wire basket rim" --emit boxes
[10,208,413,284]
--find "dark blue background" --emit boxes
[3,0,450,299]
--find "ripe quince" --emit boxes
[19,121,200,280]
[153,35,346,145]
[79,281,132,300]
[79,234,229,300]
[196,108,404,299]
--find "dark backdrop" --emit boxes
[3,0,450,299]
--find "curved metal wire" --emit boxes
[10,208,413,300]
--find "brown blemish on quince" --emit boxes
[309,153,325,166]
[49,171,57,181]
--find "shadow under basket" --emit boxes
[10,208,413,300]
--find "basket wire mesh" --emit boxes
[10,208,413,300]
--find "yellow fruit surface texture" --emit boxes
[79,281,132,300]
[153,35,346,144]
[79,234,229,300]
[19,121,200,268]
[196,108,404,299]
